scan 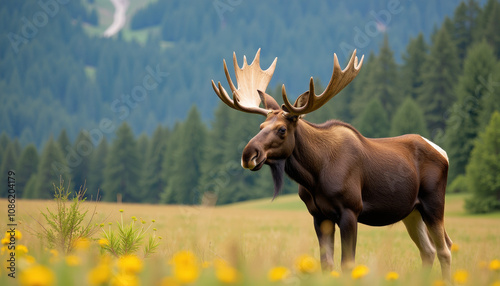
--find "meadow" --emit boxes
[1,193,500,285]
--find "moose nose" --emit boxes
[241,147,260,169]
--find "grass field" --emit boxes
[1,193,500,285]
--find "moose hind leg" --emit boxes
[402,209,436,267]
[314,217,335,271]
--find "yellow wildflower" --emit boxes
[88,263,112,285]
[330,270,341,278]
[16,244,29,255]
[15,230,22,240]
[491,281,500,286]
[170,251,200,284]
[20,265,55,286]
[432,280,446,286]
[202,261,212,268]
[479,260,489,269]
[351,265,370,280]
[490,259,500,271]
[1,237,9,245]
[49,249,59,264]
[295,254,320,274]
[268,266,290,282]
[160,276,180,286]
[65,255,81,266]
[99,238,110,247]
[453,269,469,285]
[451,243,459,252]
[111,273,139,286]
[73,237,91,250]
[118,255,143,275]
[21,255,36,265]
[385,271,399,281]
[215,262,240,284]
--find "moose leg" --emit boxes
[338,209,358,271]
[314,217,335,271]
[424,222,452,281]
[402,209,436,267]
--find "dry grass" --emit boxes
[4,193,499,279]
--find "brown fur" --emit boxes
[241,111,452,279]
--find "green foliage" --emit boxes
[401,33,428,99]
[354,98,389,138]
[447,174,471,194]
[0,141,19,198]
[16,144,39,198]
[87,138,108,200]
[100,210,160,258]
[103,123,141,202]
[28,137,70,199]
[418,24,460,135]
[139,126,169,203]
[32,178,99,254]
[464,111,500,213]
[351,36,400,119]
[445,41,498,180]
[390,97,429,137]
[162,106,207,204]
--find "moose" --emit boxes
[211,49,452,280]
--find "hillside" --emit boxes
[1,0,470,146]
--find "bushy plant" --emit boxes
[99,209,161,258]
[30,178,99,254]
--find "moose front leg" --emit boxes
[339,209,358,271]
[313,217,335,271]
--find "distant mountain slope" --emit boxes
[0,0,471,146]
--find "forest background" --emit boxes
[1,0,499,213]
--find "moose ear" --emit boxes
[257,90,281,111]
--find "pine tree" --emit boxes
[479,0,500,58]
[57,129,72,158]
[139,125,169,203]
[451,0,481,62]
[418,25,460,135]
[71,131,92,192]
[102,123,141,202]
[87,138,108,200]
[368,35,400,118]
[198,103,231,203]
[445,41,498,180]
[354,98,389,138]
[350,36,400,120]
[0,141,19,198]
[401,33,428,99]
[29,137,70,199]
[390,97,429,137]
[350,52,376,117]
[160,122,181,204]
[163,106,207,205]
[464,111,500,213]
[16,144,39,198]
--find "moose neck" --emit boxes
[285,120,343,191]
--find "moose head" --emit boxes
[212,49,363,197]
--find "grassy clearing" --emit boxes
[1,193,500,285]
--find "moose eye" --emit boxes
[278,126,286,135]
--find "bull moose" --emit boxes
[211,49,452,280]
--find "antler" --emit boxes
[282,50,364,116]
[211,49,279,116]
